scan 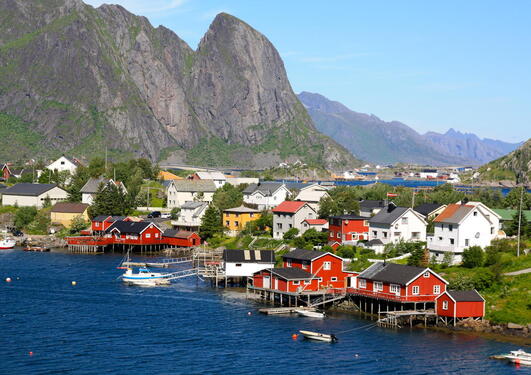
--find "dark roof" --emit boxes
[359,200,385,209]
[358,262,427,285]
[169,180,216,193]
[268,267,314,280]
[80,177,107,194]
[106,220,155,234]
[92,215,125,222]
[92,215,112,222]
[447,290,484,302]
[0,183,7,190]
[163,229,197,239]
[243,182,284,196]
[2,183,58,196]
[283,248,327,261]
[368,205,410,225]
[51,202,89,213]
[414,203,444,216]
[366,239,384,246]
[329,214,367,221]
[223,249,275,263]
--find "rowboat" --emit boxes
[296,309,326,318]
[299,330,337,343]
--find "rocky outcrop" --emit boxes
[478,139,531,184]
[0,1,358,168]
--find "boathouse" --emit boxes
[223,249,275,277]
[163,229,201,248]
[91,215,127,234]
[435,290,485,325]
[253,268,318,293]
[105,220,164,245]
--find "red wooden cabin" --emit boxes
[328,215,369,249]
[91,215,130,234]
[104,220,164,245]
[253,268,318,293]
[435,290,485,322]
[351,262,448,303]
[163,229,201,247]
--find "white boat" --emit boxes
[504,349,531,366]
[299,330,337,343]
[121,267,171,286]
[0,238,16,250]
[296,309,326,318]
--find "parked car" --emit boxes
[147,211,161,218]
[11,228,23,237]
[160,213,171,219]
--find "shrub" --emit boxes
[472,271,496,291]
[336,245,356,259]
[14,207,38,230]
[283,227,299,240]
[462,246,484,268]
[170,207,180,220]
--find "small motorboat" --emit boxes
[296,309,326,318]
[504,349,531,366]
[121,267,171,286]
[299,330,337,343]
[24,245,50,252]
[0,238,16,250]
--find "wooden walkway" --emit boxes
[122,257,192,268]
[377,309,437,328]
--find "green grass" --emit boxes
[0,112,50,161]
[252,238,284,250]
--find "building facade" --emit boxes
[223,206,261,235]
[272,201,317,239]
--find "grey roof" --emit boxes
[80,177,107,194]
[358,262,427,285]
[243,182,284,196]
[447,290,484,302]
[283,248,326,261]
[170,180,216,192]
[2,183,58,196]
[0,183,7,190]
[366,239,384,246]
[223,249,275,263]
[106,220,155,234]
[163,229,196,239]
[181,201,208,210]
[368,205,410,225]
[359,200,385,209]
[330,214,367,221]
[268,267,314,280]
[223,205,260,213]
[93,215,112,222]
[414,203,444,217]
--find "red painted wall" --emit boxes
[436,294,484,318]
[328,218,369,244]
[436,293,454,317]
[164,233,201,247]
[252,270,319,292]
[109,225,164,245]
[407,272,447,300]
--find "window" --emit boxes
[412,232,420,239]
[277,223,283,229]
[373,281,383,291]
[145,234,151,238]
[465,239,469,246]
[331,277,338,282]
[155,233,159,238]
[438,237,443,241]
[337,232,340,238]
[383,232,388,238]
[304,280,311,285]
[423,271,430,278]
[394,232,401,237]
[235,213,239,218]
[302,261,309,270]
[363,220,368,226]
[330,231,334,237]
[358,279,366,288]
[442,300,448,310]
[288,224,293,229]
[401,217,408,224]
[225,221,230,226]
[450,238,454,245]
[490,227,494,235]
[473,211,477,216]
[235,263,242,267]
[323,261,331,270]
[293,281,300,285]
[390,284,400,294]
[412,286,420,295]
[95,222,100,227]
[449,224,453,231]
[433,285,440,294]
[287,260,292,267]
[250,213,254,218]
[373,231,377,236]
[235,221,239,227]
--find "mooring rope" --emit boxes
[336,322,377,334]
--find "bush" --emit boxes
[283,227,299,240]
[448,274,475,290]
[336,245,356,259]
[472,271,496,291]
[462,246,484,268]
[14,207,38,230]
[292,236,306,248]
[69,215,89,234]
[170,207,180,220]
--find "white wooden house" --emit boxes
[46,156,81,174]
[368,203,427,245]
[243,182,290,210]
[223,249,275,277]
[166,180,216,208]
[272,201,317,239]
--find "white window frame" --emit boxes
[145,233,151,238]
[442,300,448,310]
[423,271,430,278]
[287,259,292,267]
[323,261,331,270]
[412,285,420,295]
[304,280,311,285]
[390,284,400,294]
[358,279,366,289]
[373,281,383,292]
[433,285,440,295]
[293,280,300,285]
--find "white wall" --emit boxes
[2,186,68,208]
[225,262,275,277]
[47,156,77,174]
[244,187,289,210]
[166,185,214,208]
[273,205,317,239]
[369,210,426,244]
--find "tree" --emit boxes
[69,215,89,234]
[441,252,454,268]
[42,196,52,208]
[283,227,299,240]
[318,186,361,219]
[170,207,181,220]
[504,186,531,210]
[87,182,132,218]
[407,243,426,266]
[336,245,356,258]
[14,207,38,230]
[301,228,328,247]
[199,205,223,240]
[506,210,530,238]
[67,166,90,202]
[462,246,484,268]
[212,184,243,211]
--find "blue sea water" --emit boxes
[1,250,529,375]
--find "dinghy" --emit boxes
[296,309,326,318]
[299,330,337,343]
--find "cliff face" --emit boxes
[479,139,531,184]
[0,1,358,168]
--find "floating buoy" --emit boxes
[354,354,359,358]
[292,334,298,340]
[247,311,252,316]
[5,277,11,283]
[29,351,33,356]
[71,281,77,286]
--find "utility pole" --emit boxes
[517,186,524,257]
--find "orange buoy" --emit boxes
[5,277,11,283]
[29,351,33,356]
[292,334,298,340]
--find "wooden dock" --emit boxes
[377,309,437,328]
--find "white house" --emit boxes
[1,183,68,208]
[294,183,330,211]
[359,200,386,217]
[223,249,276,277]
[46,156,80,174]
[170,201,209,232]
[428,201,502,264]
[368,203,427,245]
[80,177,128,205]
[301,219,329,234]
[413,203,447,220]
[419,169,438,179]
[192,171,226,189]
[243,182,290,210]
[272,201,317,239]
[166,180,216,208]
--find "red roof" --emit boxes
[304,219,327,225]
[272,201,308,213]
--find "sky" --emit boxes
[84,0,531,143]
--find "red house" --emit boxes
[328,215,369,249]
[351,262,448,303]
[105,220,164,245]
[253,268,319,293]
[163,229,201,247]
[91,215,130,234]
[435,290,485,324]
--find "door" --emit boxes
[263,276,270,289]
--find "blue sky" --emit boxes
[85,0,530,143]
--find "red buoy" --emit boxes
[292,334,298,340]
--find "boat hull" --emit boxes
[299,330,337,343]
[296,310,326,318]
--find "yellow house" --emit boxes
[223,206,261,235]
[50,202,90,228]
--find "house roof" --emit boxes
[304,219,328,225]
[272,201,308,213]
[92,215,126,222]
[366,239,384,246]
[368,205,410,225]
[492,208,531,221]
[329,214,367,221]
[51,202,89,213]
[169,180,216,193]
[358,262,429,285]
[243,182,284,196]
[106,220,158,234]
[181,201,209,210]
[163,229,197,239]
[223,249,275,263]
[434,204,475,224]
[359,200,385,210]
[224,205,260,214]
[446,290,484,302]
[267,267,314,280]
[158,171,183,181]
[194,171,226,180]
[80,177,107,194]
[283,248,329,261]
[2,183,58,196]
[414,203,444,217]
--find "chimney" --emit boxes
[388,202,396,212]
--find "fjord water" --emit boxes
[0,251,527,375]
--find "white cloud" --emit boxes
[84,0,186,14]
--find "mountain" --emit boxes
[299,92,522,166]
[478,139,531,184]
[0,1,358,169]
